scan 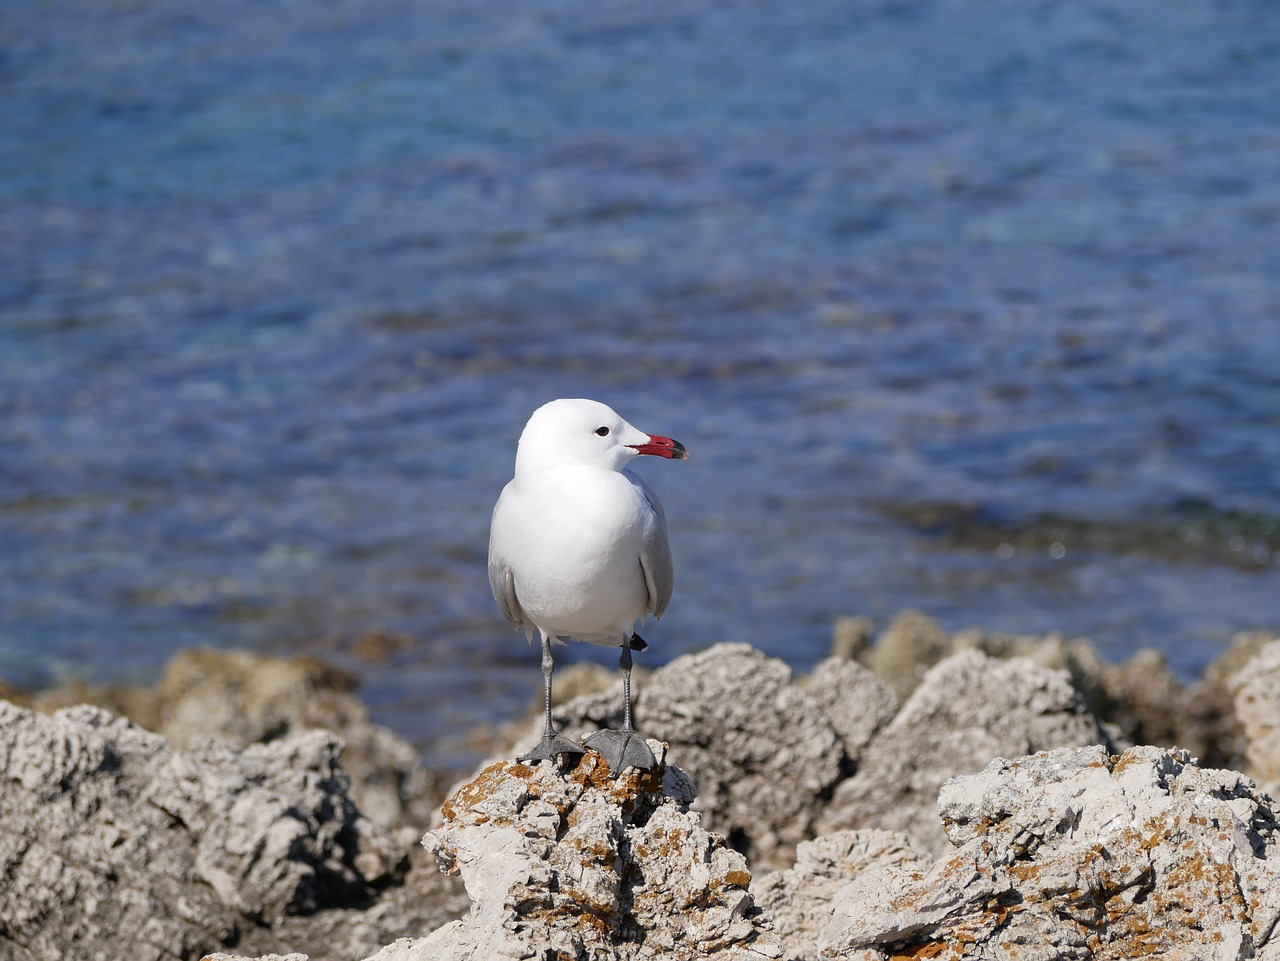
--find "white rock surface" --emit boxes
[403,745,782,961]
[817,649,1117,854]
[1233,639,1280,796]
[549,643,851,868]
[822,745,1280,960]
[800,657,899,760]
[751,830,926,961]
[0,700,405,961]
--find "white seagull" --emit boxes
[488,398,689,773]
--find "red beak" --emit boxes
[628,434,690,460]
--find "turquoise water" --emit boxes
[3,0,1280,769]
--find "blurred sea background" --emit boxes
[3,0,1279,773]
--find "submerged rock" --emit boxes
[402,745,781,961]
[823,745,1280,960]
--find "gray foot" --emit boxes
[583,729,656,774]
[519,732,586,763]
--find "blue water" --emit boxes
[3,0,1280,771]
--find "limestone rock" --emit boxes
[404,746,781,961]
[549,644,847,869]
[817,649,1115,855]
[0,699,405,961]
[156,648,437,830]
[860,612,1236,766]
[862,610,950,700]
[829,616,874,661]
[21,647,438,832]
[822,745,1280,960]
[1232,640,1280,795]
[801,657,898,759]
[751,830,926,961]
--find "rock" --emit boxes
[829,616,874,661]
[397,746,781,961]
[862,610,950,700]
[156,648,437,831]
[546,644,847,869]
[21,647,438,832]
[817,649,1116,855]
[1195,629,1280,771]
[1232,640,1280,796]
[1096,647,1188,748]
[800,657,898,760]
[822,745,1280,960]
[854,611,1249,769]
[0,699,412,961]
[751,830,926,961]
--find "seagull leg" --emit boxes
[583,635,657,773]
[519,635,586,762]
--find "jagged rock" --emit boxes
[546,644,846,869]
[857,611,1237,766]
[817,649,1116,855]
[800,658,898,760]
[862,610,950,700]
[829,616,874,661]
[156,648,438,830]
[822,745,1280,960]
[395,746,781,961]
[751,831,926,961]
[0,699,407,961]
[22,647,438,831]
[1232,640,1280,796]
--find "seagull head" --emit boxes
[515,398,689,475]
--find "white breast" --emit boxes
[490,465,662,645]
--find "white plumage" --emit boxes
[488,398,688,773]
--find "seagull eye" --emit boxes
[595,426,610,437]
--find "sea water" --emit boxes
[3,0,1279,770]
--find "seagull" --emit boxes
[488,398,689,774]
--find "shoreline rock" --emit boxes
[404,746,780,960]
[8,620,1280,960]
[8,647,442,832]
[0,701,413,961]
[823,745,1280,959]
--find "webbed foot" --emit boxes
[583,728,657,774]
[519,731,587,763]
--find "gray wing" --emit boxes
[488,491,529,634]
[636,482,675,620]
[488,554,525,631]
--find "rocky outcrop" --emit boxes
[16,626,1280,961]
[816,648,1117,855]
[0,700,415,961]
[531,643,896,869]
[750,830,926,961]
[19,648,438,832]
[1233,640,1280,797]
[861,609,951,700]
[822,745,1280,960]
[848,612,1279,774]
[399,745,781,961]
[799,657,899,760]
